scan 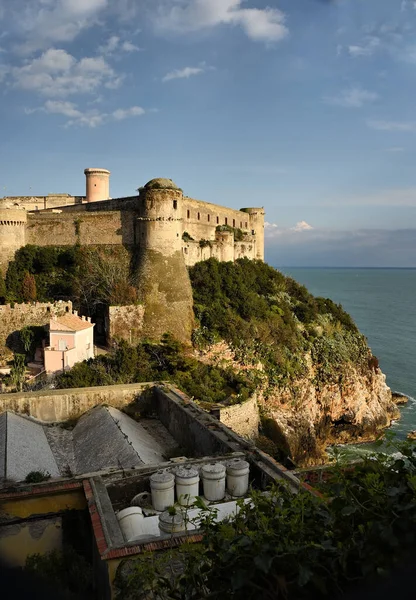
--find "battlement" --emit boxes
[0,171,265,274]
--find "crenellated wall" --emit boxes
[0,301,73,362]
[0,209,27,275]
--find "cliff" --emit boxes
[189,258,400,466]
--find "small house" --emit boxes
[44,311,94,373]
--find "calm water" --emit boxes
[280,268,416,442]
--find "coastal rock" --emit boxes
[392,392,409,405]
[198,343,398,467]
[261,364,398,466]
[407,431,416,441]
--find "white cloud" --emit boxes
[121,41,141,52]
[323,87,379,108]
[12,0,108,55]
[264,220,313,238]
[367,119,416,132]
[99,35,120,55]
[154,0,288,43]
[29,99,146,127]
[291,221,314,232]
[113,106,145,120]
[11,48,121,97]
[162,65,204,82]
[348,36,380,58]
[98,36,142,55]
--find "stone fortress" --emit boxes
[0,168,265,274]
[0,169,265,342]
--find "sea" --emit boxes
[280,267,416,458]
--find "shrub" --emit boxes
[25,470,51,483]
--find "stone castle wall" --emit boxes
[0,209,27,275]
[0,382,149,422]
[107,305,145,346]
[0,301,72,362]
[0,195,83,212]
[216,394,260,440]
[27,211,137,247]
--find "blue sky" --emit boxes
[0,0,416,266]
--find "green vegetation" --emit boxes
[57,334,254,405]
[3,245,138,310]
[182,231,194,242]
[115,439,416,600]
[24,470,51,483]
[199,239,212,249]
[189,258,369,386]
[25,546,93,599]
[216,224,245,241]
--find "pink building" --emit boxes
[44,311,95,374]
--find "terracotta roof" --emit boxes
[50,313,93,332]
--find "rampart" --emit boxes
[107,305,145,345]
[0,382,149,422]
[0,301,72,361]
[27,211,136,247]
[213,395,260,440]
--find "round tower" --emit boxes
[240,207,265,261]
[84,168,110,203]
[135,178,194,343]
[0,209,27,275]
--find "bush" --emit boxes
[25,470,51,483]
[115,440,416,600]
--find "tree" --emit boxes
[21,271,37,302]
[10,353,26,391]
[20,326,35,354]
[0,271,6,303]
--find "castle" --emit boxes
[0,170,265,342]
[0,169,265,274]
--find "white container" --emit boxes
[159,510,185,535]
[117,506,144,542]
[150,470,175,511]
[201,462,226,502]
[175,465,200,506]
[130,491,151,507]
[226,459,250,497]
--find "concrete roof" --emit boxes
[50,313,93,332]
[0,412,60,482]
[0,406,174,482]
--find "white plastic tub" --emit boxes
[150,470,175,511]
[201,462,226,502]
[175,465,200,506]
[117,506,145,542]
[226,459,250,497]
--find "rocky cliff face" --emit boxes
[259,361,399,466]
[198,343,400,467]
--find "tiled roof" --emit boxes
[50,313,93,332]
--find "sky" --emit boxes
[0,0,416,267]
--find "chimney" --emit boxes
[73,310,78,316]
[81,315,85,321]
[87,317,91,323]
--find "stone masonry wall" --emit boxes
[27,211,136,247]
[0,382,150,422]
[0,301,72,363]
[217,395,259,439]
[107,305,145,346]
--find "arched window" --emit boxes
[187,209,190,218]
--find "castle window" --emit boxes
[240,221,242,228]
[173,200,177,210]
[207,214,210,222]
[198,212,200,220]
[245,222,248,228]
[252,229,255,235]
[225,217,228,225]
[187,209,190,219]
[216,216,219,224]
[233,219,235,227]
[184,247,188,254]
